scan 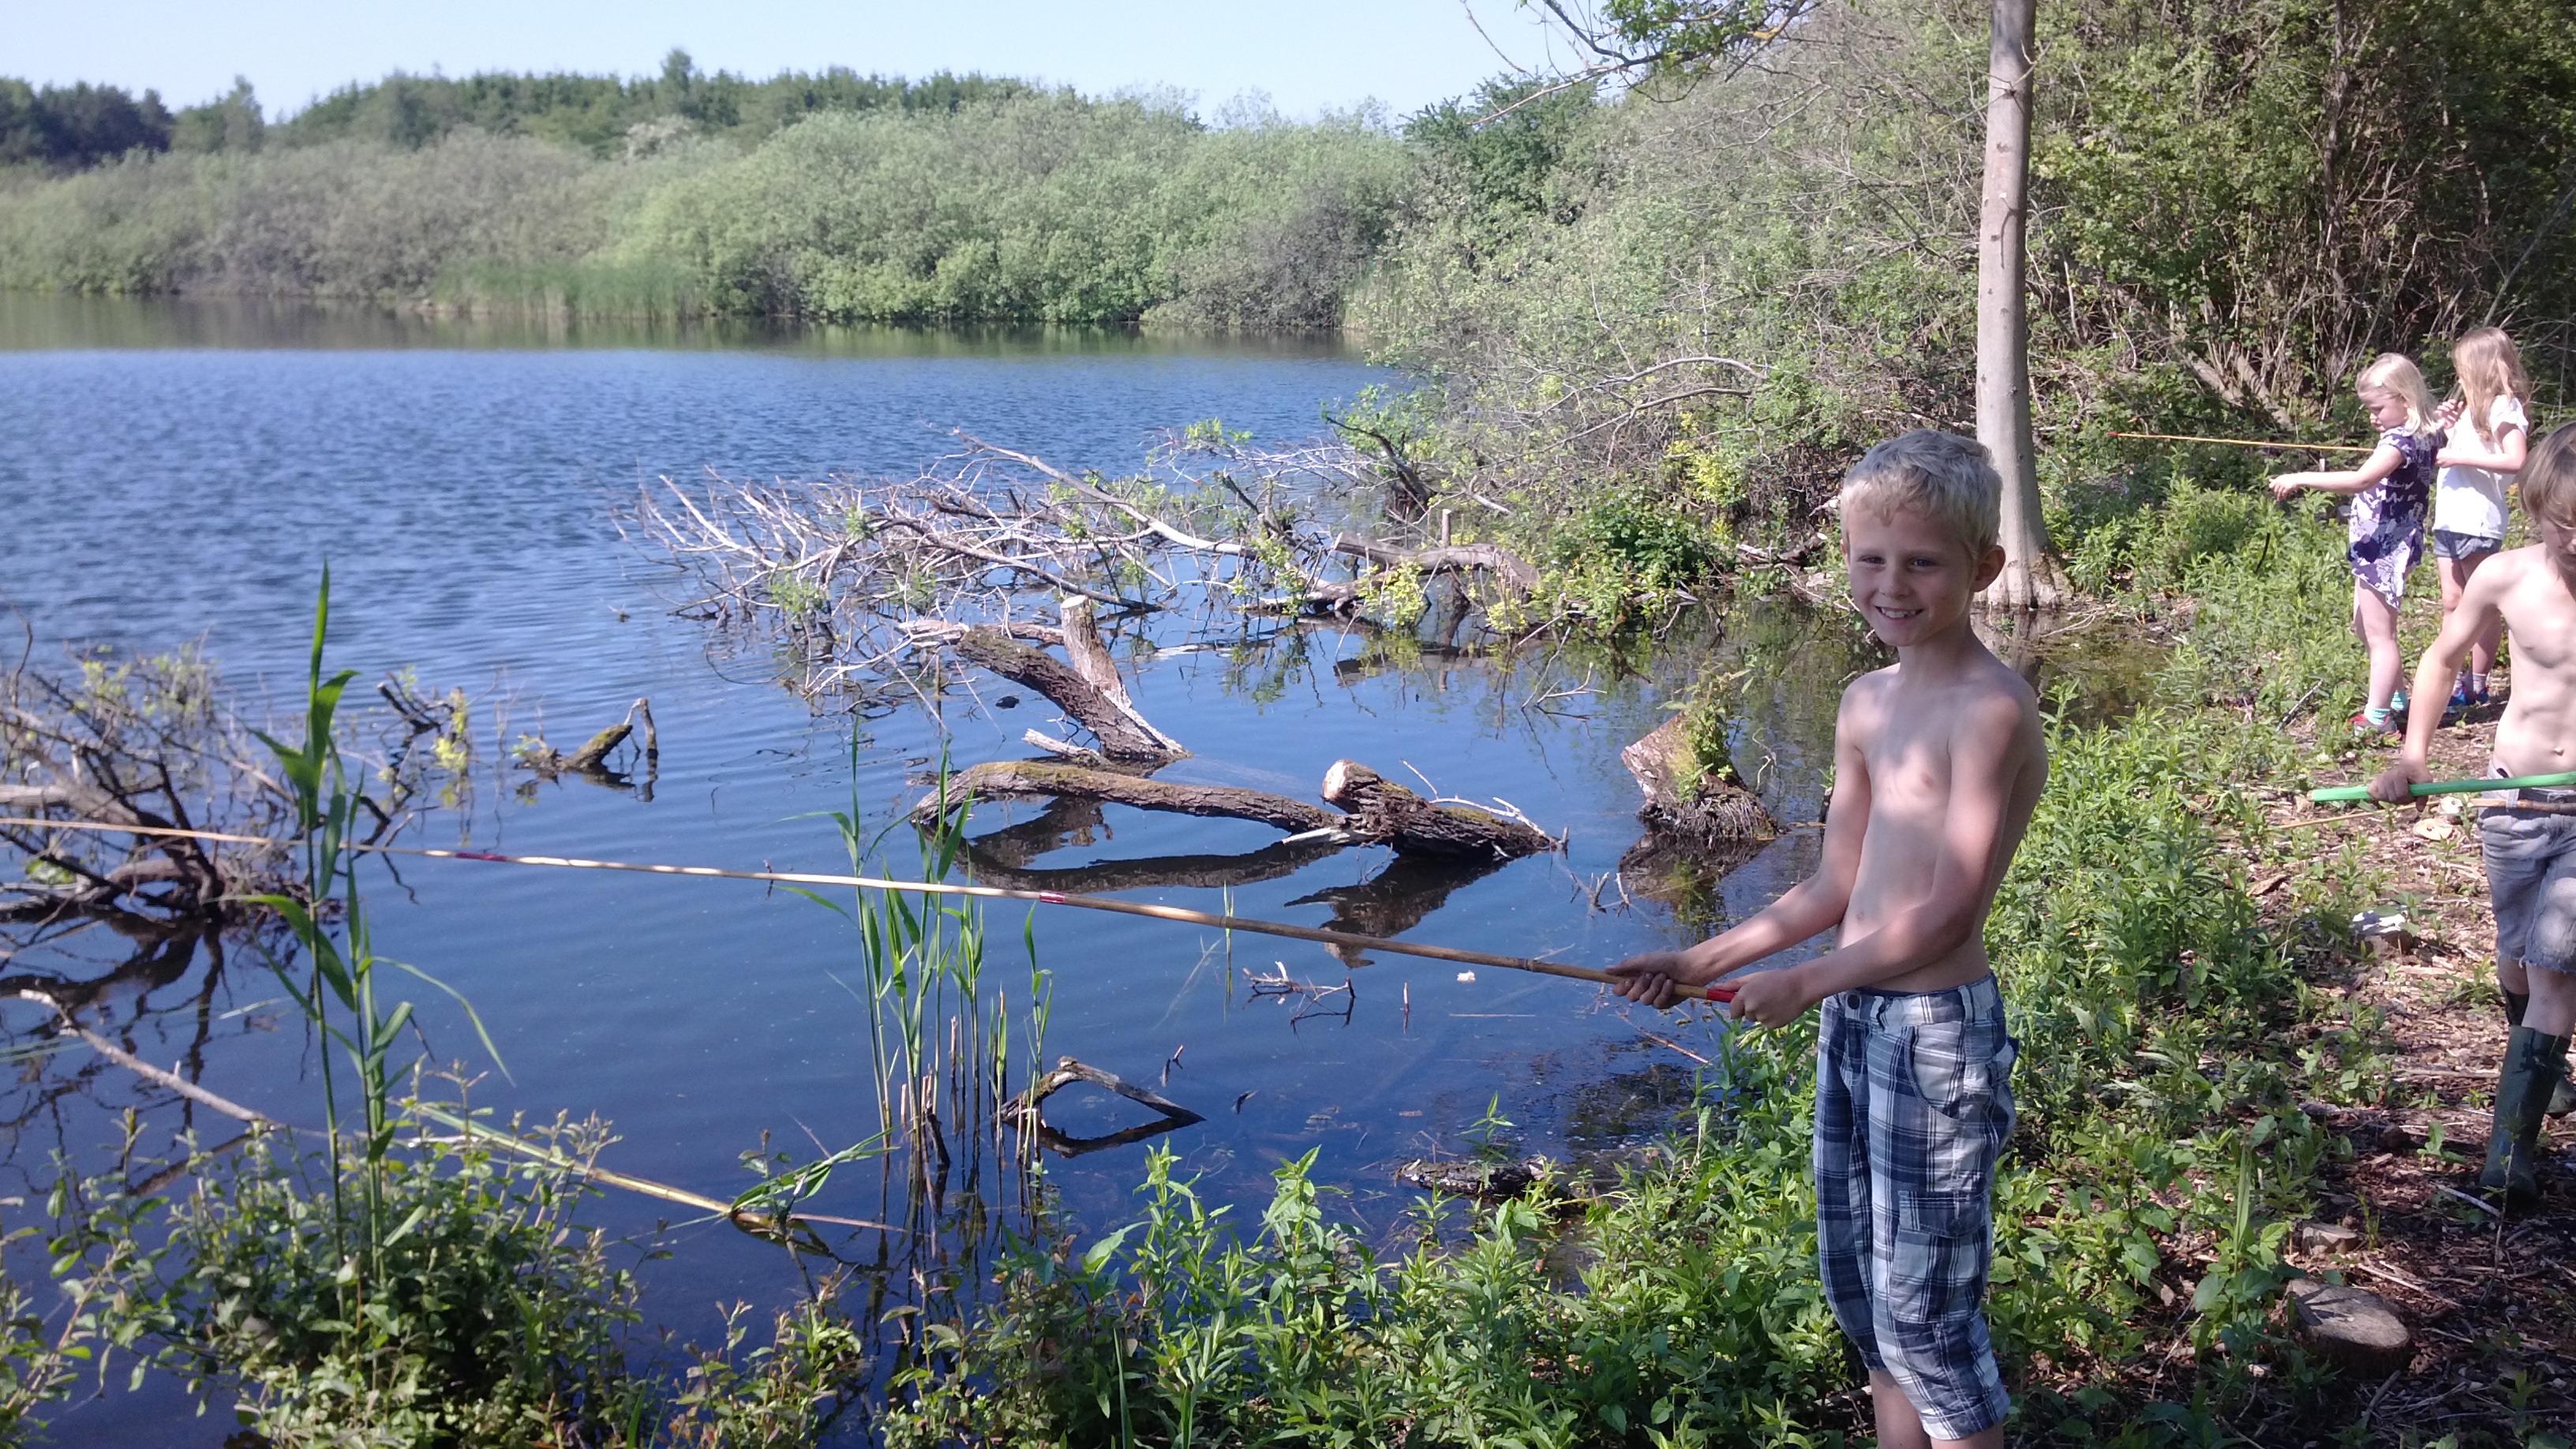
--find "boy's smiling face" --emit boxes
[1841,503,2005,650]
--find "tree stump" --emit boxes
[2285,1278,2413,1376]
[1620,717,1777,844]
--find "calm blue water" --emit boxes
[0,298,1842,1442]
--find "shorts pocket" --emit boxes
[1905,1019,2011,1122]
[1888,1190,1992,1327]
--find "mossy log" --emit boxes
[919,758,1556,859]
[1619,717,1777,844]
[925,760,1340,833]
[1319,761,1558,859]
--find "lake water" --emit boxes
[0,297,1854,1441]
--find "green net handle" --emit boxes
[2309,770,2576,803]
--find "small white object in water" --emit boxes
[1456,971,1476,983]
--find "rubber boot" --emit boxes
[2480,1027,2569,1211]
[2503,989,2576,1117]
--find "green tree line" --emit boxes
[0,56,1413,327]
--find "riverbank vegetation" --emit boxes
[878,494,2576,1444]
[10,466,2563,1442]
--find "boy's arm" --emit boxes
[1723,688,2037,1027]
[2371,562,2509,799]
[2271,444,2402,498]
[1604,695,1869,1009]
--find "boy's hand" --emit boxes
[1605,952,1696,1009]
[2368,757,2430,803]
[1724,966,1816,1028]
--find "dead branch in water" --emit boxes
[999,1055,1203,1157]
[903,597,1185,763]
[2,645,497,926]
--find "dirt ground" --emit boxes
[2250,688,2576,1440]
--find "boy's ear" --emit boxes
[1972,543,2006,591]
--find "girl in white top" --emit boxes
[2432,326,2533,710]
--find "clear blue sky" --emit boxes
[14,1,1581,122]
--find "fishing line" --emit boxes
[2107,429,2376,455]
[0,817,1734,1003]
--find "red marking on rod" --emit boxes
[1037,892,1067,904]
[1705,987,1737,1002]
[455,852,509,862]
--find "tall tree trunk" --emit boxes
[1975,0,2070,611]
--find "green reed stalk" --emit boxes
[248,571,499,1295]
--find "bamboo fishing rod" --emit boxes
[2108,429,2376,455]
[0,817,1736,1003]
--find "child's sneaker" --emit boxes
[2349,710,2398,736]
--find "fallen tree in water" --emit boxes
[921,758,1555,861]
[629,430,1545,698]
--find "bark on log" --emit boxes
[1620,718,1778,844]
[924,760,1342,833]
[923,758,1556,859]
[1319,761,1557,859]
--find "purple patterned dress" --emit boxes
[2349,426,2439,605]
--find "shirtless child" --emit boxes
[1610,431,2046,1449]
[2371,421,2576,1211]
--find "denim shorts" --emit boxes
[2481,797,2576,976]
[1814,976,2017,1440]
[2432,528,2504,560]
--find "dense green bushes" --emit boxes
[605,97,1410,326]
[0,87,1410,325]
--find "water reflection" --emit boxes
[0,292,1358,361]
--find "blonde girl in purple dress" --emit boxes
[2269,353,2443,732]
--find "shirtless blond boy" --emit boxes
[1610,431,2046,1449]
[2371,421,2576,1210]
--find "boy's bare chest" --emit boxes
[1854,713,1954,809]
[2501,578,2576,672]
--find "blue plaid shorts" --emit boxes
[1815,976,2017,1440]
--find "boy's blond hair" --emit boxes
[2521,423,2576,525]
[2453,327,2532,446]
[1838,430,2001,556]
[2358,353,2439,436]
